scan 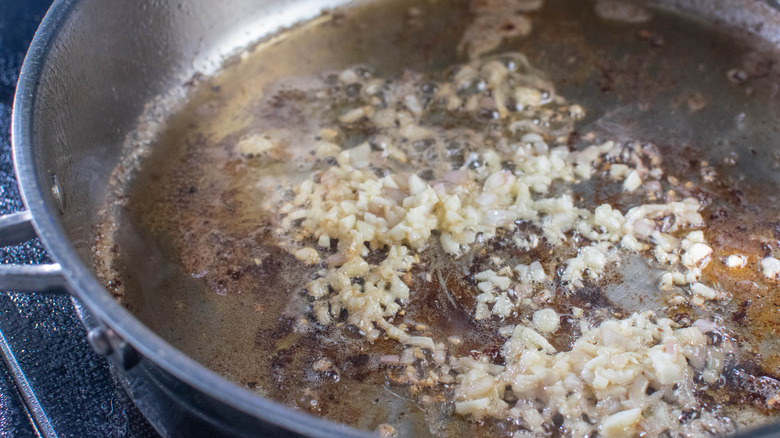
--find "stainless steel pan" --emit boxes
[3,0,780,436]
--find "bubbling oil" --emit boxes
[92,0,780,435]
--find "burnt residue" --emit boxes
[725,366,780,411]
[405,247,505,358]
[89,0,780,435]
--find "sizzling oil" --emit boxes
[93,0,780,435]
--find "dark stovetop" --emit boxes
[0,2,158,437]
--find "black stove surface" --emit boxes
[0,2,158,437]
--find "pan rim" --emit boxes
[10,0,370,436]
[12,0,780,437]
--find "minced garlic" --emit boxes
[260,52,728,436]
[724,254,747,268]
[761,256,780,279]
[453,312,722,436]
[531,308,558,333]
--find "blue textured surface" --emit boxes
[0,1,157,437]
[0,293,156,437]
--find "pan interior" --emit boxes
[92,0,780,435]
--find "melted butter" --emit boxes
[92,0,780,435]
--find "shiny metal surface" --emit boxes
[0,211,64,291]
[0,211,37,247]
[0,326,58,438]
[0,264,64,293]
[12,0,370,436]
[6,0,780,436]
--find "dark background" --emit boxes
[0,2,157,436]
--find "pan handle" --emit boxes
[0,210,66,293]
[0,212,137,368]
